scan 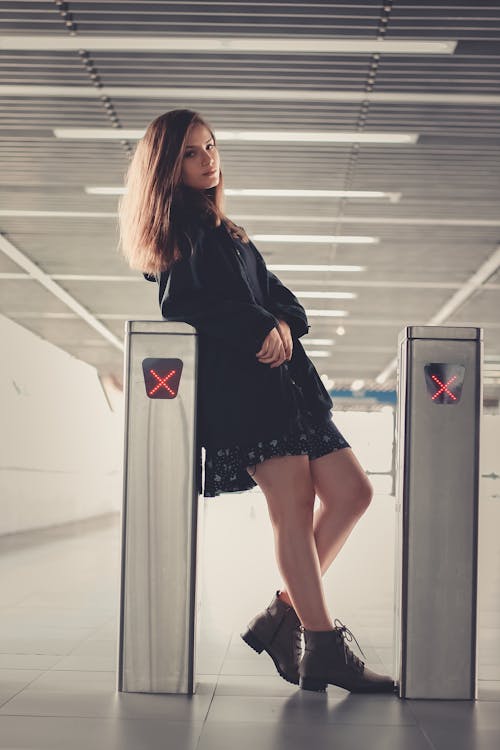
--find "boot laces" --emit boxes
[333,618,366,671]
[292,624,302,661]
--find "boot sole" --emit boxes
[240,628,300,686]
[300,673,396,694]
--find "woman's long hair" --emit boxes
[118,109,226,274]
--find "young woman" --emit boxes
[118,109,395,695]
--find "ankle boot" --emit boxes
[300,618,395,693]
[240,590,303,685]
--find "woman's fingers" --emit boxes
[256,327,287,366]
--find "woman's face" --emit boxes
[181,122,220,190]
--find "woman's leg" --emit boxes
[247,454,334,631]
[277,447,373,607]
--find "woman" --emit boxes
[118,109,394,695]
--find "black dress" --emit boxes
[201,229,351,498]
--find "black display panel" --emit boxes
[424,363,465,404]
[142,358,183,399]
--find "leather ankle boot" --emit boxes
[300,619,396,693]
[240,590,303,685]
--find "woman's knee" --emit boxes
[310,448,373,516]
[355,476,374,514]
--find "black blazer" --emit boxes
[144,219,334,451]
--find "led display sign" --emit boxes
[424,363,465,404]
[142,358,183,399]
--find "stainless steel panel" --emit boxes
[398,326,482,343]
[127,321,195,336]
[394,326,481,699]
[117,322,202,694]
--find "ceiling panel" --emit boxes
[1,0,499,402]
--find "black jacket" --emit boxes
[144,219,334,450]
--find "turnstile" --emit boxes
[117,321,203,695]
[393,326,482,699]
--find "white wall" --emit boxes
[1,314,123,536]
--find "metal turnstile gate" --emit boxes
[393,325,482,699]
[117,320,203,695]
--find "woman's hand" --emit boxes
[276,318,293,360]
[256,319,292,368]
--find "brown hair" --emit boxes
[117,109,226,274]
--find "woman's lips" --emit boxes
[203,168,217,176]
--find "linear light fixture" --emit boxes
[0,35,456,54]
[56,127,416,145]
[218,131,416,144]
[235,215,500,227]
[86,187,126,195]
[305,310,348,317]
[251,234,379,243]
[228,189,401,201]
[296,292,357,299]
[85,186,400,202]
[268,264,364,272]
[5,88,497,106]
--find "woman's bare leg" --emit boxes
[247,454,334,631]
[277,447,373,607]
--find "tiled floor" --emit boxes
[0,492,499,750]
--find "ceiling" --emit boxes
[1,1,500,406]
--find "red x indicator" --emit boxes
[149,368,176,396]
[142,358,183,399]
[430,374,457,401]
[424,364,465,404]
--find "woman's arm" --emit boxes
[159,252,280,356]
[264,269,310,340]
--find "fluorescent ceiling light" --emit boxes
[56,129,143,140]
[269,264,364,272]
[307,339,335,345]
[85,186,400,202]
[86,187,126,195]
[5,87,496,106]
[305,310,348,317]
[56,127,416,144]
[297,292,356,299]
[252,234,379,243]
[303,351,330,357]
[216,131,416,144]
[227,189,401,201]
[0,35,456,54]
[0,209,117,218]
[235,215,500,227]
